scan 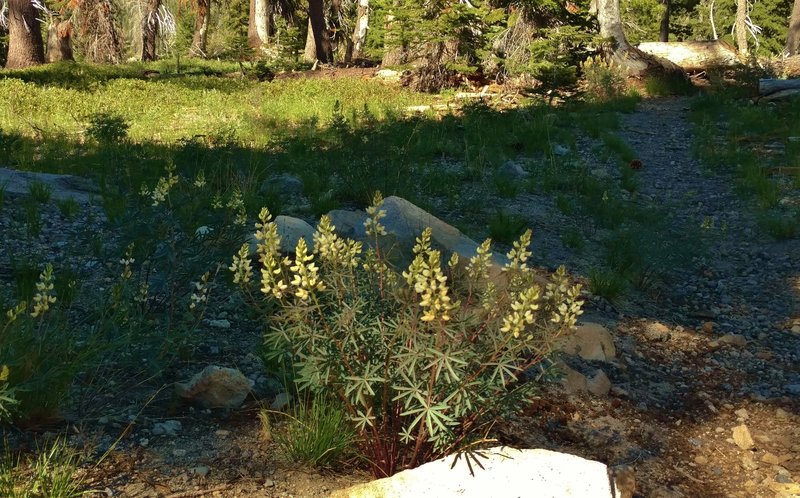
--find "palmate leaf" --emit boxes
[423,347,467,385]
[344,362,385,408]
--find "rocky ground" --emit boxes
[1,97,798,498]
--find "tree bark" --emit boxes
[190,0,210,56]
[6,0,46,69]
[46,19,74,62]
[350,0,369,61]
[758,78,800,95]
[255,0,269,45]
[76,0,123,63]
[595,0,686,78]
[306,0,332,63]
[735,0,748,56]
[141,0,161,61]
[248,0,259,47]
[659,0,670,42]
[787,0,800,56]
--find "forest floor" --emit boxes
[1,80,799,497]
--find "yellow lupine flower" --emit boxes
[230,243,253,285]
[31,264,57,318]
[289,238,324,301]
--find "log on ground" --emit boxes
[637,40,740,71]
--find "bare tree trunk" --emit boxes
[190,0,210,56]
[248,0,259,47]
[787,0,800,56]
[76,0,123,63]
[350,0,369,61]
[254,0,268,45]
[709,0,717,39]
[303,18,316,62]
[141,0,161,61]
[307,0,332,62]
[46,19,74,62]
[596,0,685,78]
[735,0,748,56]
[659,0,670,42]
[6,0,45,69]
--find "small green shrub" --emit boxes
[561,228,585,252]
[85,112,130,144]
[0,366,18,422]
[56,198,80,219]
[273,392,356,468]
[28,181,52,204]
[0,438,85,498]
[488,210,527,245]
[582,57,627,103]
[235,194,583,477]
[759,211,798,240]
[587,267,626,302]
[23,199,43,238]
[493,174,520,199]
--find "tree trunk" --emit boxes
[306,0,332,62]
[659,0,670,42]
[254,0,269,45]
[46,19,74,62]
[735,0,748,56]
[141,0,161,61]
[637,40,739,71]
[6,0,46,69]
[248,0,259,47]
[76,0,124,63]
[758,78,800,95]
[190,0,210,56]
[787,0,800,56]
[303,18,316,62]
[350,0,369,61]
[595,0,685,78]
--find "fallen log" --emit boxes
[758,78,800,96]
[759,88,800,102]
[636,40,740,72]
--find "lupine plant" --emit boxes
[232,192,583,477]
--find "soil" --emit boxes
[2,95,798,498]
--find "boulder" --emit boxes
[248,215,316,255]
[330,447,623,498]
[732,424,755,451]
[261,173,304,198]
[0,167,100,203]
[560,323,616,362]
[498,161,529,179]
[175,366,252,409]
[559,361,588,396]
[587,370,612,397]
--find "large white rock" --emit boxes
[0,167,99,203]
[330,447,622,498]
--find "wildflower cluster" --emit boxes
[120,243,135,280]
[254,208,288,299]
[236,191,584,478]
[141,164,179,206]
[289,239,324,301]
[31,264,57,318]
[314,215,362,269]
[403,228,455,322]
[5,302,27,323]
[230,243,253,285]
[193,170,207,188]
[227,188,247,226]
[190,272,211,310]
[364,191,387,238]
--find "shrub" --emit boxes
[582,56,627,103]
[0,265,90,422]
[587,267,627,303]
[488,210,528,245]
[234,193,583,477]
[85,112,130,144]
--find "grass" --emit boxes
[273,392,355,468]
[488,210,527,245]
[56,198,80,219]
[0,438,85,498]
[587,267,627,303]
[28,181,52,204]
[690,90,800,238]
